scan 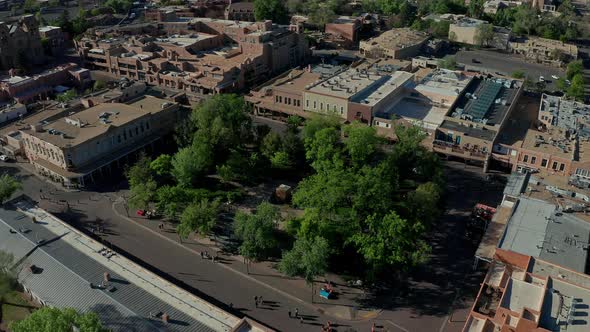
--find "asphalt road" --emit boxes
[1,157,505,332]
[456,50,566,91]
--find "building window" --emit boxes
[559,163,565,171]
[306,100,309,107]
[523,155,529,163]
[118,135,121,143]
[136,127,139,135]
[541,159,548,167]
[327,103,330,111]
[313,101,317,109]
[552,161,558,170]
[123,132,127,140]
[129,129,133,138]
[146,122,150,130]
[531,156,536,164]
[340,106,344,113]
[320,103,323,111]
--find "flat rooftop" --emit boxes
[22,96,175,147]
[350,71,413,107]
[540,93,590,138]
[415,69,473,100]
[307,67,389,99]
[452,17,488,28]
[521,127,582,160]
[0,201,242,332]
[449,77,519,126]
[362,28,429,50]
[376,97,447,130]
[499,196,590,274]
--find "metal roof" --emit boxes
[0,206,231,332]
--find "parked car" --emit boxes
[539,76,545,82]
[551,75,559,80]
[0,155,10,162]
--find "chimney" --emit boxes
[161,313,169,324]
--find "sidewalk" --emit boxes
[111,199,382,322]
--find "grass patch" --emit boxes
[1,291,34,325]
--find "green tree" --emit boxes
[279,235,330,301]
[306,0,336,27]
[10,307,106,332]
[567,74,585,102]
[155,185,191,221]
[556,77,568,92]
[438,55,457,70]
[253,0,288,24]
[343,123,380,167]
[0,174,21,204]
[566,60,584,80]
[261,132,283,160]
[234,202,279,263]
[351,211,430,271]
[150,154,173,178]
[56,90,77,103]
[467,0,484,19]
[105,0,132,14]
[397,1,417,27]
[93,80,106,91]
[286,0,304,13]
[171,142,214,187]
[177,199,220,239]
[23,0,39,13]
[475,23,494,47]
[511,5,537,36]
[0,251,16,309]
[270,151,293,169]
[511,70,525,79]
[126,156,156,210]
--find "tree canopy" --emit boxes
[0,174,21,204]
[279,235,330,283]
[253,0,288,24]
[234,202,279,261]
[10,307,106,332]
[177,199,220,238]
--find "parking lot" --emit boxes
[456,50,565,91]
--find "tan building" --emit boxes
[20,96,181,187]
[0,15,44,70]
[433,75,524,170]
[303,63,414,123]
[359,28,430,59]
[510,36,578,67]
[224,1,255,22]
[449,17,511,49]
[77,18,309,99]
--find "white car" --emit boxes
[0,155,9,161]
[551,75,559,80]
[539,76,545,82]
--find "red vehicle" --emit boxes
[136,209,146,216]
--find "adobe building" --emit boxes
[76,18,309,99]
[360,28,430,60]
[324,16,362,49]
[510,36,578,68]
[448,17,511,49]
[224,0,255,22]
[19,96,181,187]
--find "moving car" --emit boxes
[551,75,559,80]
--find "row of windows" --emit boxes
[25,139,64,164]
[305,99,344,115]
[275,95,301,107]
[522,154,565,171]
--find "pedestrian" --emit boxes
[295,308,299,318]
[288,309,291,318]
[229,302,233,309]
[258,296,263,305]
[300,316,303,324]
[254,296,258,308]
[200,251,203,259]
[371,323,376,332]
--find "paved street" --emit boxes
[1,158,505,332]
[456,50,565,91]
